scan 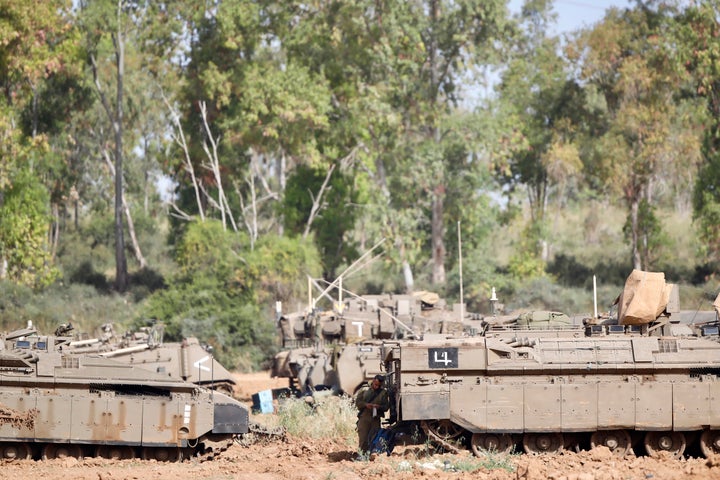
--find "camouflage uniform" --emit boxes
[355,377,389,453]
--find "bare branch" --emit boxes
[160,89,205,221]
[168,202,194,221]
[249,147,280,201]
[199,101,238,232]
[89,53,115,133]
[303,163,336,238]
[198,182,223,212]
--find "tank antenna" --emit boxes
[490,287,498,316]
[593,275,598,319]
[337,275,344,313]
[458,221,464,322]
[308,275,313,312]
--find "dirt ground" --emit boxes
[2,371,720,480]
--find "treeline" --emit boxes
[1,0,719,370]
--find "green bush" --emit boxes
[140,219,322,371]
[277,395,357,445]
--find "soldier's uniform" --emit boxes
[354,375,390,453]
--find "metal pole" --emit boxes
[458,221,464,322]
[593,275,598,319]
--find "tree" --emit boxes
[0,0,75,286]
[390,0,507,286]
[492,0,584,271]
[0,130,59,287]
[675,1,720,268]
[569,3,702,270]
[282,164,362,280]
[76,0,190,289]
[174,1,334,247]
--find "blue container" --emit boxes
[251,389,274,414]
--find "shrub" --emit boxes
[277,395,357,445]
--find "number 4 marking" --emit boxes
[434,350,452,366]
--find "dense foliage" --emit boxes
[1,0,719,370]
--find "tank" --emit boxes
[381,270,720,459]
[0,328,249,461]
[272,288,485,395]
[47,323,237,396]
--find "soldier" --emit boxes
[355,374,390,454]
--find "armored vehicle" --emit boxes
[56,324,237,395]
[382,270,720,459]
[0,328,249,461]
[272,288,484,395]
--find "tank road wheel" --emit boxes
[0,442,32,460]
[141,446,181,462]
[644,431,686,458]
[423,420,463,440]
[471,433,513,455]
[522,432,564,455]
[42,443,83,460]
[420,420,464,453]
[590,430,632,457]
[700,430,720,458]
[95,445,135,460]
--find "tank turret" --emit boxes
[50,323,237,396]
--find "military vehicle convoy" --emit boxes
[0,327,249,461]
[270,280,581,397]
[381,270,720,459]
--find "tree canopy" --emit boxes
[1,0,719,369]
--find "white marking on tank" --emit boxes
[193,355,211,372]
[434,351,452,366]
[184,404,192,425]
[351,321,364,336]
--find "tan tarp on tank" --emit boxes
[617,269,674,325]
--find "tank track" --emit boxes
[193,437,236,462]
[188,421,286,461]
[235,421,287,447]
[420,420,462,454]
[250,420,287,438]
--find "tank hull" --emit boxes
[385,333,720,458]
[0,334,248,461]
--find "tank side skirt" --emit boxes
[411,368,720,436]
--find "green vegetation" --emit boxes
[268,395,358,446]
[0,0,719,371]
[280,395,357,442]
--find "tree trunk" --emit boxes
[375,154,415,292]
[113,5,128,292]
[428,0,446,287]
[431,185,446,285]
[630,197,641,270]
[277,151,286,235]
[104,151,146,269]
[49,203,60,260]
